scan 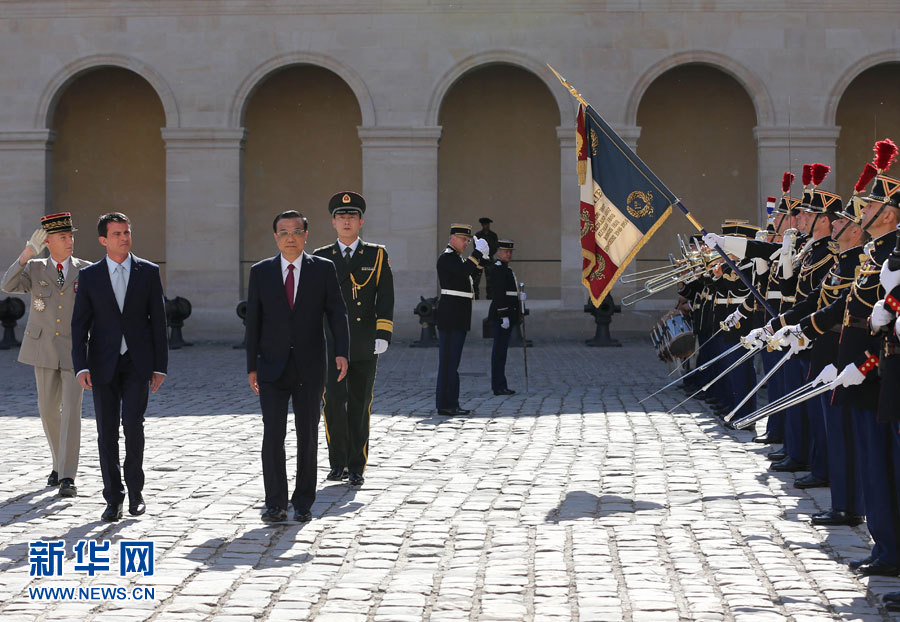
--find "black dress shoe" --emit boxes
[437,408,470,416]
[493,389,516,396]
[887,600,900,613]
[294,509,312,522]
[794,474,829,489]
[752,433,783,444]
[856,559,900,577]
[810,509,863,526]
[771,457,809,472]
[767,448,786,461]
[58,478,77,498]
[849,555,873,570]
[101,503,123,522]
[348,473,364,486]
[47,471,59,487]
[326,468,348,481]
[883,591,900,603]
[129,496,146,516]
[261,507,288,523]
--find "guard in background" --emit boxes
[1,213,91,498]
[435,223,488,415]
[313,192,394,487]
[472,217,498,299]
[488,239,519,396]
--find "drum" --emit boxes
[663,314,695,359]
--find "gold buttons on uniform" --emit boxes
[58,305,63,310]
[356,317,361,322]
[56,319,61,323]
[60,292,64,296]
[55,332,59,336]
[357,301,361,306]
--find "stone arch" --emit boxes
[824,49,900,126]
[230,52,375,127]
[37,53,179,128]
[425,50,572,128]
[625,50,773,127]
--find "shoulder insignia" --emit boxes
[312,244,334,254]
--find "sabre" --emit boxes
[722,349,792,422]
[639,340,744,404]
[518,281,529,393]
[732,381,834,430]
[729,377,822,428]
[666,344,760,414]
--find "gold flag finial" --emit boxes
[547,64,589,108]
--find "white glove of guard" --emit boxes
[741,327,767,350]
[703,233,747,259]
[26,228,47,255]
[767,324,796,351]
[779,230,797,279]
[722,308,744,331]
[896,316,900,339]
[519,292,526,301]
[373,338,389,355]
[870,300,894,331]
[881,259,900,293]
[786,331,811,357]
[472,236,489,256]
[812,363,838,386]
[754,257,769,276]
[832,362,866,388]
[500,317,511,330]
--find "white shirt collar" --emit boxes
[280,252,304,275]
[49,255,71,272]
[338,238,361,255]
[106,254,132,275]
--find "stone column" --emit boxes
[557,126,583,308]
[0,130,54,265]
[358,125,442,339]
[161,128,245,339]
[755,126,841,222]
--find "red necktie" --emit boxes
[285,264,295,310]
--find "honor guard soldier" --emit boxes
[313,192,394,487]
[435,223,489,415]
[2,213,90,497]
[488,239,519,395]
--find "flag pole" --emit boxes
[548,65,777,318]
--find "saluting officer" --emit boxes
[313,192,394,487]
[488,239,519,396]
[435,224,489,415]
[1,213,91,497]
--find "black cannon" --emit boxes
[584,294,621,347]
[410,296,439,348]
[0,297,26,350]
[164,296,193,349]
[234,300,248,349]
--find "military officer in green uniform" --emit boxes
[313,192,394,487]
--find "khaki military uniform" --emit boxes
[2,256,91,479]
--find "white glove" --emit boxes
[741,327,767,350]
[373,338,389,355]
[870,300,894,331]
[779,230,797,279]
[881,259,900,293]
[500,317,510,330]
[702,233,724,250]
[785,331,811,357]
[896,316,900,339]
[722,308,744,331]
[703,233,747,259]
[812,364,838,386]
[519,292,526,301]
[767,324,796,351]
[832,362,866,388]
[754,257,769,276]
[26,228,47,255]
[472,236,489,256]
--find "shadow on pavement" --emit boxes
[545,491,664,523]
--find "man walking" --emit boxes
[2,213,90,497]
[71,213,168,522]
[313,192,394,487]
[246,210,349,523]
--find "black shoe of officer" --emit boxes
[752,433,783,444]
[261,507,288,523]
[58,478,77,498]
[348,473,364,486]
[493,389,516,396]
[794,474,829,489]
[438,408,470,416]
[770,457,808,472]
[848,555,873,570]
[883,591,900,603]
[810,509,863,526]
[856,559,900,577]
[101,503,123,522]
[766,448,786,461]
[47,470,59,487]
[326,468,348,481]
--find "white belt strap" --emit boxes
[767,291,782,300]
[441,289,474,299]
[715,296,747,305]
[504,291,517,296]
[781,295,796,303]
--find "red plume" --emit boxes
[873,138,898,172]
[801,164,813,186]
[781,172,794,194]
[767,196,776,202]
[811,163,830,186]
[854,163,878,194]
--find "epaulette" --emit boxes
[362,241,386,250]
[312,243,335,254]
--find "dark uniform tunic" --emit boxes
[488,259,520,394]
[314,239,394,475]
[707,261,755,416]
[472,229,498,299]
[435,245,484,411]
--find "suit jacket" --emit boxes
[71,254,168,385]
[2,256,91,370]
[312,239,394,361]
[245,252,349,385]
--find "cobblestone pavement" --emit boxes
[1,338,899,621]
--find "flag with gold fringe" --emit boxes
[577,104,676,306]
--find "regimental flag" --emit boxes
[577,104,677,306]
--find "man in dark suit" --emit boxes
[246,210,349,523]
[71,212,168,522]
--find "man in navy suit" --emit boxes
[71,212,168,522]
[245,210,349,523]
